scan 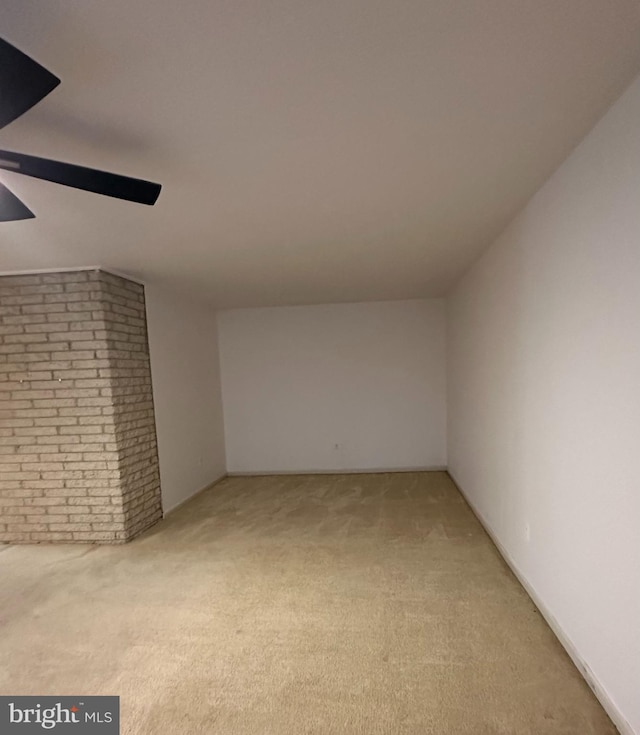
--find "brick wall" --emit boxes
[0,270,162,543]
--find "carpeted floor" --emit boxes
[0,472,615,734]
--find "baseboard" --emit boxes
[227,466,447,477]
[447,471,634,735]
[162,472,227,517]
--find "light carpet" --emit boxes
[0,472,615,733]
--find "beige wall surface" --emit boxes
[146,284,226,513]
[447,74,640,734]
[218,299,446,474]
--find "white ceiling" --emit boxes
[1,1,640,307]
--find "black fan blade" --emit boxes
[0,150,161,205]
[0,181,35,221]
[0,38,60,130]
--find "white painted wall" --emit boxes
[447,75,640,734]
[218,300,446,473]
[145,285,226,513]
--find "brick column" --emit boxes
[0,270,162,543]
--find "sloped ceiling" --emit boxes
[1,0,640,306]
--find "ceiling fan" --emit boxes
[0,37,161,221]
